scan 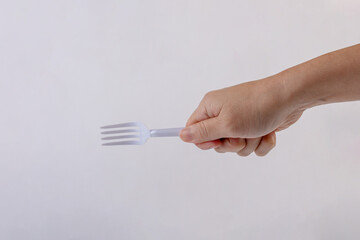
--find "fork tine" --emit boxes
[101,122,140,129]
[102,140,143,146]
[102,134,140,140]
[101,129,139,135]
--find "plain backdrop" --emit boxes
[0,0,360,239]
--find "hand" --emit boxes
[180,44,360,156]
[180,75,304,156]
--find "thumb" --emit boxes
[180,117,224,143]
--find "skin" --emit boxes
[180,44,360,156]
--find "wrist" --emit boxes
[273,63,329,112]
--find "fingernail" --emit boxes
[180,127,193,142]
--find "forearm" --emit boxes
[279,44,360,110]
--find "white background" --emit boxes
[1,0,360,239]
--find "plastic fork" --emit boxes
[100,122,184,146]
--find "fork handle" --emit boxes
[149,127,184,137]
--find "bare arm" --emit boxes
[283,44,360,109]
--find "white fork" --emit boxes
[100,122,184,146]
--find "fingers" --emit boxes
[186,105,209,127]
[214,138,246,153]
[236,132,276,157]
[185,91,220,127]
[195,139,222,150]
[237,137,262,156]
[254,132,276,156]
[190,133,276,156]
[180,117,225,143]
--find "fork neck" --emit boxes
[149,127,184,137]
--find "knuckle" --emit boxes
[255,149,267,157]
[196,143,215,150]
[204,90,216,98]
[268,133,277,147]
[215,148,225,153]
[227,139,246,153]
[268,137,276,148]
[198,121,209,139]
[202,90,219,104]
[237,150,251,157]
[229,138,245,149]
[195,143,208,150]
[202,91,213,102]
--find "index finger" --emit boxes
[186,104,209,127]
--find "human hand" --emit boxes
[180,44,360,156]
[180,75,304,156]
